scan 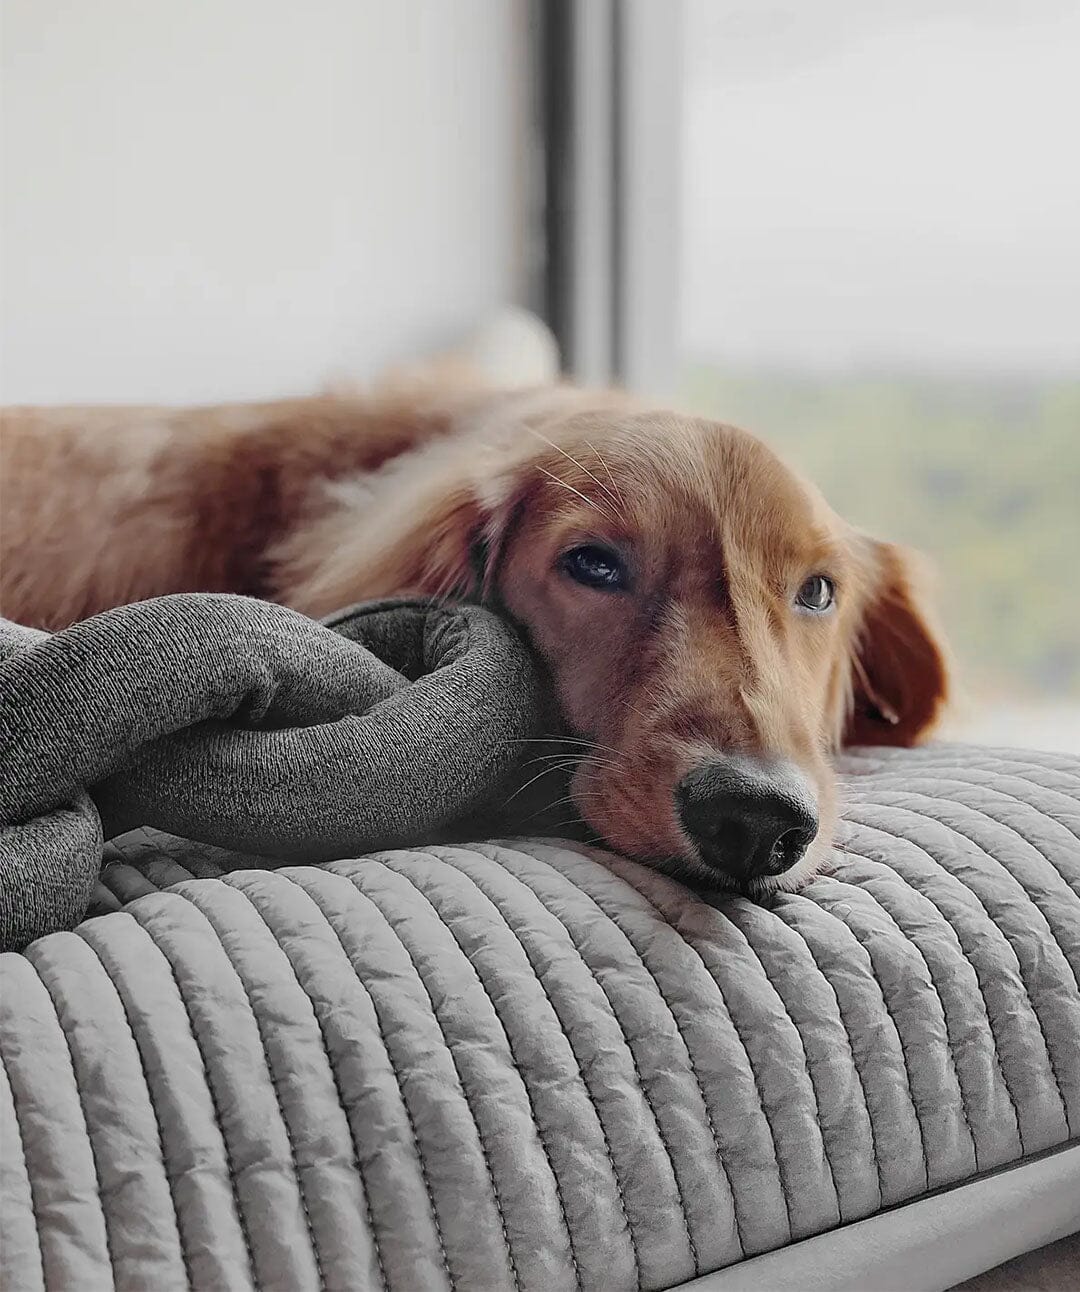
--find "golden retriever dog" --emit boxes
[0,380,949,891]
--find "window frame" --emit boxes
[537,0,683,395]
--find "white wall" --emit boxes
[0,0,531,404]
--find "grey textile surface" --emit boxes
[674,1143,1080,1292]
[0,594,547,951]
[2,745,1077,1292]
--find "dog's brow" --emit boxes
[807,538,847,574]
[534,464,618,522]
[526,427,625,515]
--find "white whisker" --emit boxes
[503,736,621,754]
[534,466,618,522]
[524,750,620,765]
[504,760,580,804]
[583,438,627,512]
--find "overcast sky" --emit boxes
[680,0,1080,374]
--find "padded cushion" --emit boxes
[1,744,1078,1291]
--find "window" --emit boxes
[678,0,1079,751]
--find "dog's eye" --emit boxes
[796,574,835,612]
[560,544,629,591]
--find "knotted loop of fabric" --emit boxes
[0,594,547,951]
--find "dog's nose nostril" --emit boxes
[676,757,819,882]
[769,824,816,874]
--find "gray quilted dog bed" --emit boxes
[2,598,1078,1290]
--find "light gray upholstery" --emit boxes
[2,745,1077,1291]
[674,1144,1080,1292]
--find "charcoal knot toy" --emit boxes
[0,594,548,950]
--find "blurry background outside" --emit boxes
[2,0,1076,749]
[679,0,1080,752]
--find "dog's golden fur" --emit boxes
[0,380,949,885]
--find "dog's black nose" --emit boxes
[676,757,818,881]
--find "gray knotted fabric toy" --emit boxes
[0,594,549,951]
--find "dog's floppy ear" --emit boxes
[378,474,527,602]
[274,442,530,614]
[382,479,488,599]
[843,540,951,747]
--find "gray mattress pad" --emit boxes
[2,743,1078,1291]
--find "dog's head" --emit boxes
[283,390,949,891]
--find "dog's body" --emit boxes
[0,381,949,888]
[0,388,469,626]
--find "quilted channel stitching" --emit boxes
[477,840,752,1261]
[562,844,850,1234]
[809,882,954,1190]
[0,1044,47,1291]
[562,864,800,1240]
[75,929,193,1289]
[831,849,1002,1171]
[847,771,1080,845]
[500,841,791,1253]
[834,841,1026,1161]
[219,878,391,1292]
[340,862,557,1292]
[676,903,843,1221]
[393,845,703,1286]
[376,851,656,1290]
[834,824,1042,1151]
[125,904,260,1286]
[287,870,458,1290]
[23,956,119,1280]
[850,793,1080,980]
[847,812,1075,1137]
[764,903,885,1204]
